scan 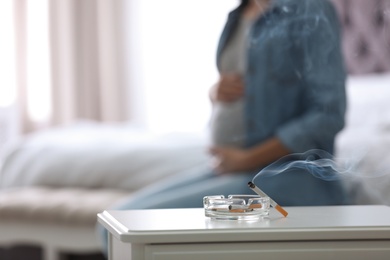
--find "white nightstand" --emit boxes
[97,205,390,260]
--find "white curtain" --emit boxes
[3,0,238,139]
[11,0,130,134]
[49,0,129,125]
[0,0,19,150]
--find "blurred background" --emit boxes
[0,0,238,152]
[1,0,390,148]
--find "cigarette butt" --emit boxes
[275,205,288,217]
[228,205,253,213]
[229,208,246,213]
[210,207,229,211]
[229,208,254,213]
[248,203,262,209]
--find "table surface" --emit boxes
[97,205,390,244]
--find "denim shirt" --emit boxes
[216,0,346,154]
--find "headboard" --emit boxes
[330,0,390,74]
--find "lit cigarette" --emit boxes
[248,181,288,217]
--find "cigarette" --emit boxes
[248,181,288,217]
[248,203,262,209]
[209,206,229,211]
[228,205,253,213]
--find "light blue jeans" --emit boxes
[96,165,349,254]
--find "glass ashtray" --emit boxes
[203,194,270,220]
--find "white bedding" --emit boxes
[1,73,390,205]
[0,123,209,191]
[335,73,390,205]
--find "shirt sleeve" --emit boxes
[276,2,347,154]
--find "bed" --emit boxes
[1,0,390,260]
[0,124,209,192]
[0,125,209,260]
[336,73,390,205]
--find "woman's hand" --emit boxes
[209,146,251,174]
[209,138,291,174]
[210,74,244,103]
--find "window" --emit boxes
[128,0,238,133]
[0,0,17,108]
[26,0,51,122]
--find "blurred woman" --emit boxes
[98,0,349,253]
